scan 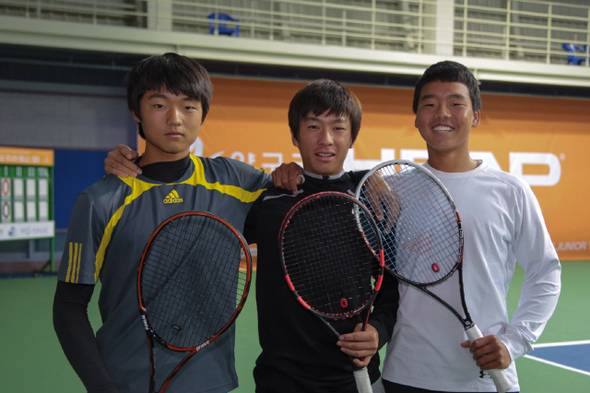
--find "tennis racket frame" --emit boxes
[356,160,513,393]
[279,191,385,393]
[137,211,252,393]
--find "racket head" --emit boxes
[279,192,384,320]
[355,160,463,286]
[137,211,252,352]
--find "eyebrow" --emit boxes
[420,93,468,101]
[302,115,348,123]
[146,93,167,99]
[146,92,199,102]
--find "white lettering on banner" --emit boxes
[509,152,561,186]
[291,153,302,167]
[0,154,41,165]
[190,138,204,156]
[203,140,561,187]
[231,151,244,161]
[400,149,428,162]
[0,221,54,241]
[469,152,502,170]
[344,148,395,171]
[555,241,588,252]
[230,152,257,165]
[262,153,283,172]
[345,149,562,187]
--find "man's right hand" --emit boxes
[104,144,142,177]
[271,162,304,195]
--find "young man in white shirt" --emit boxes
[380,60,561,393]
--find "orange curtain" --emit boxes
[138,76,590,261]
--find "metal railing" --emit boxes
[0,0,588,66]
[454,0,590,64]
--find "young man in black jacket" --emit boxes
[244,79,398,392]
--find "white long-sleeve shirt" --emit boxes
[382,161,561,392]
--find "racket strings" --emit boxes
[359,163,462,285]
[141,215,248,348]
[281,195,382,318]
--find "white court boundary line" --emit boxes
[524,340,590,377]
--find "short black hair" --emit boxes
[288,79,362,144]
[413,61,482,114]
[126,53,213,138]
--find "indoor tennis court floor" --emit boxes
[1,261,588,392]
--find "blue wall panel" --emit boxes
[54,149,109,229]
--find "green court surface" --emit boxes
[1,261,588,392]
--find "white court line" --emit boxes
[524,340,590,377]
[524,355,590,377]
[530,339,590,348]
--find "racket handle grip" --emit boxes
[353,366,373,393]
[465,325,513,393]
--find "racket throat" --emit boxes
[463,321,476,331]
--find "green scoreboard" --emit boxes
[0,147,55,269]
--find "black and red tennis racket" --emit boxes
[356,160,513,393]
[137,211,252,393]
[279,192,384,393]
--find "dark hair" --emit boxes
[126,52,213,138]
[413,61,482,114]
[288,79,362,144]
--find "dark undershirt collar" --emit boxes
[136,155,191,183]
[303,169,346,181]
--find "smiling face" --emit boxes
[133,89,203,165]
[415,81,481,161]
[292,110,353,177]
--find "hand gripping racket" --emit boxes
[138,211,252,393]
[279,192,384,393]
[356,160,513,393]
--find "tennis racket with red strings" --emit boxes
[356,160,513,393]
[279,191,384,393]
[137,211,252,393]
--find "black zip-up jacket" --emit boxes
[244,170,399,393]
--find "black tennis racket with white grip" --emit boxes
[356,160,513,393]
[279,192,384,393]
[138,211,252,393]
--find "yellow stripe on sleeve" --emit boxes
[65,242,82,283]
[185,156,266,203]
[93,178,159,282]
[75,243,82,283]
[66,242,74,282]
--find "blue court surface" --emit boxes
[525,340,590,376]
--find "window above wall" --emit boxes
[0,0,589,88]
